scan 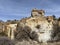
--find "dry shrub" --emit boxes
[0,37,15,45]
[15,40,40,45]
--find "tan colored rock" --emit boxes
[16,15,54,43]
[31,8,45,17]
[4,24,17,40]
[46,16,54,22]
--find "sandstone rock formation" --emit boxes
[4,24,17,40]
[0,9,60,45]
[16,9,58,43]
[31,8,45,17]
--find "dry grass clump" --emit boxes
[0,37,15,45]
[15,40,40,45]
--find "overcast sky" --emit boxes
[0,0,60,21]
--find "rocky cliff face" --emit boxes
[16,9,59,43]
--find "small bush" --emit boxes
[0,37,15,45]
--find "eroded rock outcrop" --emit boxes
[0,9,60,45]
[16,9,58,43]
[31,8,45,17]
